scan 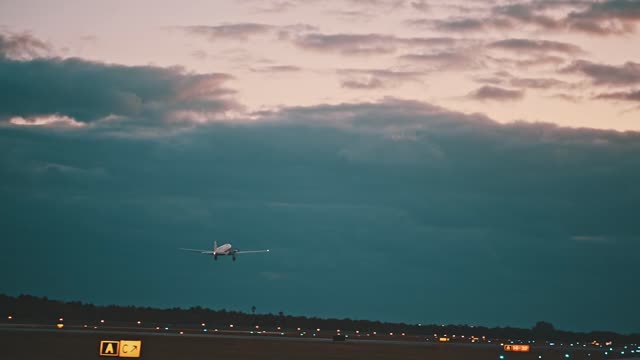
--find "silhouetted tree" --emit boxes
[532,321,556,340]
[2,293,639,346]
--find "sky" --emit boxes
[1,0,639,334]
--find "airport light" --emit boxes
[277,327,281,330]
[499,355,505,360]
[201,323,205,327]
[7,315,12,320]
[59,317,64,322]
[137,321,141,325]
[255,325,260,329]
[100,319,105,323]
[230,324,234,328]
[297,327,301,331]
[316,328,320,332]
[564,354,570,358]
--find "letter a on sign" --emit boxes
[100,341,120,357]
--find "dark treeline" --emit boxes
[1,294,638,345]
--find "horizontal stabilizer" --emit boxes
[235,249,270,254]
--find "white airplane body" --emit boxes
[179,241,269,262]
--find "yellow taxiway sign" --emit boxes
[99,340,142,358]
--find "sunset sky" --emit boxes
[1,1,640,334]
[2,0,640,129]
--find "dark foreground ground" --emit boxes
[0,329,610,360]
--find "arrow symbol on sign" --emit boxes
[122,344,138,353]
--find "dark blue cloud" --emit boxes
[1,99,639,333]
[0,56,236,125]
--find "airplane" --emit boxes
[179,241,270,262]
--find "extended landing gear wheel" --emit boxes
[232,256,236,262]
[214,255,218,261]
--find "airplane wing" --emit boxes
[179,248,215,254]
[235,249,270,254]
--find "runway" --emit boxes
[0,324,617,360]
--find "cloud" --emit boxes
[179,23,274,41]
[9,114,85,127]
[0,56,237,127]
[291,32,463,56]
[511,77,569,89]
[562,60,640,86]
[492,3,563,30]
[565,0,640,35]
[410,0,430,12]
[340,77,385,89]
[489,38,583,55]
[250,65,302,72]
[468,85,525,101]
[594,89,640,102]
[292,33,397,55]
[253,1,296,13]
[337,68,423,89]
[178,23,317,42]
[399,49,485,70]
[487,55,568,69]
[432,17,514,32]
[429,0,640,36]
[475,71,571,90]
[550,93,585,103]
[327,9,375,21]
[0,31,52,60]
[344,0,405,10]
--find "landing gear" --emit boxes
[232,256,236,262]
[214,254,218,261]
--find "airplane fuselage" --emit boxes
[214,244,233,255]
